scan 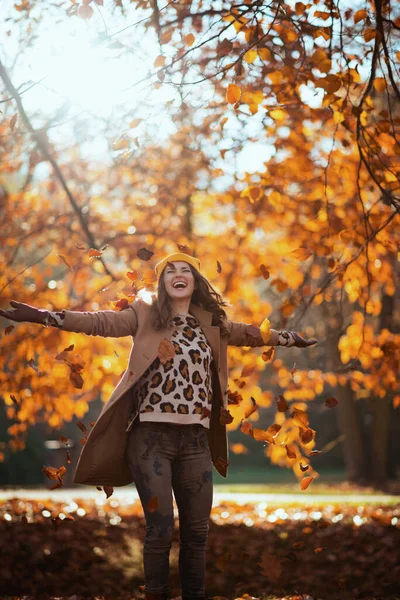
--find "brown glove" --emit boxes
[0,301,49,325]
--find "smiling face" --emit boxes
[163,261,195,303]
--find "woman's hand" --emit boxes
[290,331,318,348]
[277,330,318,348]
[0,301,48,324]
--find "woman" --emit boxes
[0,251,317,600]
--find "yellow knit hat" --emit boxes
[154,252,201,281]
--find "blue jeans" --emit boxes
[126,419,213,599]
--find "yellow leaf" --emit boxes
[373,77,386,92]
[226,83,241,104]
[258,47,272,61]
[268,70,283,85]
[184,33,195,46]
[269,108,286,121]
[260,317,271,344]
[154,55,166,68]
[244,49,258,64]
[333,111,345,124]
[252,90,264,104]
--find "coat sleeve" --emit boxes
[59,298,141,338]
[225,319,277,347]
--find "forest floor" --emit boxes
[0,483,399,600]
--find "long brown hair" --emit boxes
[149,264,231,338]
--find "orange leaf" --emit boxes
[291,407,309,427]
[257,550,282,581]
[88,248,103,259]
[262,347,274,361]
[373,77,386,92]
[300,476,315,490]
[354,9,367,23]
[240,364,256,378]
[226,83,241,104]
[184,33,195,46]
[240,421,253,435]
[154,55,166,68]
[158,338,175,364]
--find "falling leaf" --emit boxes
[76,421,87,434]
[262,347,274,361]
[257,550,282,581]
[300,476,315,490]
[103,486,114,499]
[115,298,129,311]
[88,248,103,259]
[230,442,249,454]
[240,420,253,435]
[291,407,309,428]
[244,397,259,419]
[240,364,256,378]
[259,317,271,344]
[260,264,269,279]
[310,449,322,456]
[137,247,154,261]
[299,426,315,444]
[10,394,18,405]
[219,407,234,425]
[275,395,289,412]
[299,462,310,471]
[57,254,75,272]
[4,325,14,335]
[216,260,222,273]
[324,396,339,408]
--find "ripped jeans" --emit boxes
[126,419,213,600]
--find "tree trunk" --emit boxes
[370,292,396,488]
[324,306,367,483]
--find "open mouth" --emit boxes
[173,282,187,289]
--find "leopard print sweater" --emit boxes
[126,313,213,430]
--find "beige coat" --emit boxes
[61,299,267,486]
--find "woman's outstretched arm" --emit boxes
[0,299,141,338]
[225,319,317,348]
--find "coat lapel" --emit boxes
[190,303,220,366]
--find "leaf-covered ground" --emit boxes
[0,490,399,600]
